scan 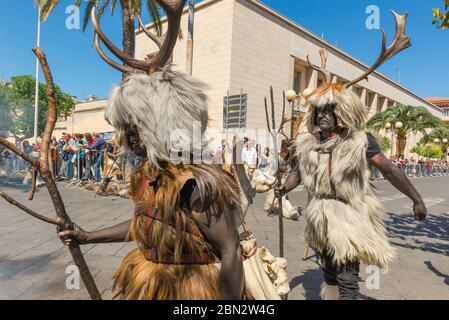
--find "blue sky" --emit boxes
[0,0,447,100]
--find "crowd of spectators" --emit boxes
[214,137,449,180]
[213,137,274,173]
[3,132,109,183]
[52,132,108,182]
[371,156,449,180]
[3,133,448,185]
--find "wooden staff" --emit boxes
[0,48,101,300]
[264,86,286,258]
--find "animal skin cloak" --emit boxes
[295,131,396,269]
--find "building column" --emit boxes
[289,56,295,91]
[360,88,367,107]
[381,97,389,111]
[306,69,318,90]
[331,75,338,84]
[368,93,378,118]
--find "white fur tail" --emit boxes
[320,283,339,300]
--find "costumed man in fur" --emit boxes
[275,12,427,300]
[57,1,244,299]
[58,69,245,300]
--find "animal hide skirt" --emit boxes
[304,195,396,270]
[112,248,221,300]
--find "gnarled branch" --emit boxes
[0,138,39,167]
[0,189,62,226]
[32,47,102,300]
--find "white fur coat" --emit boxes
[295,131,396,269]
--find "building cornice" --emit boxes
[244,0,444,115]
[135,0,446,117]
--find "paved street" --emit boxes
[1,176,448,300]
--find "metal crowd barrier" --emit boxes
[370,162,449,180]
[53,149,141,188]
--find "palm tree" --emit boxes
[419,125,449,154]
[366,104,442,157]
[40,0,163,72]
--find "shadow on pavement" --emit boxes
[424,260,449,286]
[0,253,52,279]
[386,212,449,256]
[289,266,322,300]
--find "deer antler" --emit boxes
[92,0,186,75]
[136,12,163,49]
[306,48,332,84]
[344,10,411,88]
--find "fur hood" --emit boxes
[105,69,210,169]
[303,83,366,136]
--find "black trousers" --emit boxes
[320,250,360,300]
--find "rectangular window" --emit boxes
[223,93,247,129]
[293,71,302,93]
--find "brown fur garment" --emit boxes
[113,161,241,300]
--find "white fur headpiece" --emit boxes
[303,84,366,135]
[105,69,210,168]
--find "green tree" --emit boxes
[369,132,391,153]
[418,126,449,154]
[379,137,391,153]
[40,0,163,74]
[410,144,444,159]
[0,83,14,132]
[366,104,442,157]
[4,75,74,137]
[432,0,449,29]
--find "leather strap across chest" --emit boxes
[314,140,347,204]
[134,175,221,265]
[316,150,337,199]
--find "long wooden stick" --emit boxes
[265,86,284,258]
[0,138,39,200]
[95,155,117,197]
[32,47,101,300]
[0,188,62,226]
[271,87,284,259]
[0,138,39,167]
[28,166,38,200]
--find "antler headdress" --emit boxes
[302,11,411,134]
[93,0,186,75]
[306,10,411,89]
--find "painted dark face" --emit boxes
[125,125,147,157]
[314,103,338,132]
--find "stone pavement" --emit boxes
[1,176,448,300]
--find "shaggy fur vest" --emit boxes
[113,161,241,300]
[295,131,396,269]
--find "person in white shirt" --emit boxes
[241,140,257,169]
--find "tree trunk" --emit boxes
[120,0,136,80]
[396,134,407,158]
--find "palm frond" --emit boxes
[40,0,60,21]
[367,104,441,138]
[111,0,118,15]
[82,0,99,31]
[98,0,111,19]
[146,0,162,36]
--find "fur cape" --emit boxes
[113,161,242,300]
[295,84,396,269]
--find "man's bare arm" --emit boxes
[274,170,302,198]
[193,206,244,300]
[369,152,427,221]
[58,219,132,245]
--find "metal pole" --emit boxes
[186,0,195,75]
[225,90,229,142]
[390,128,394,156]
[33,5,41,143]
